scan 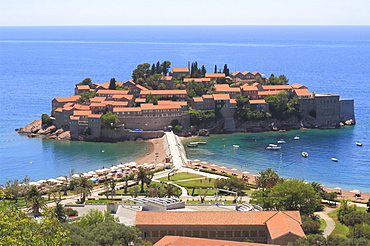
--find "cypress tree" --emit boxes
[109,78,116,90]
[214,65,217,73]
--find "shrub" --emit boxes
[65,208,78,217]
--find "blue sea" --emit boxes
[0,26,369,191]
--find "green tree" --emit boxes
[251,179,321,215]
[75,209,118,228]
[102,111,119,127]
[255,168,280,189]
[74,176,94,203]
[109,78,116,90]
[122,173,135,194]
[348,223,370,239]
[76,78,95,88]
[146,93,160,105]
[41,113,53,126]
[186,109,216,127]
[78,91,96,104]
[0,204,70,245]
[301,215,321,234]
[235,95,249,109]
[214,177,246,192]
[265,91,299,120]
[165,184,181,198]
[161,60,171,76]
[27,194,46,216]
[53,194,67,223]
[343,211,370,227]
[132,63,151,82]
[136,168,154,193]
[337,200,357,223]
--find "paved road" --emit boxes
[165,131,187,169]
[315,206,336,237]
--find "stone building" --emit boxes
[135,211,305,245]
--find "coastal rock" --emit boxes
[38,125,57,135]
[17,119,42,134]
[344,119,355,125]
[54,128,64,136]
[57,131,71,140]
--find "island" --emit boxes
[17,61,355,141]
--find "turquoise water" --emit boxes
[184,126,370,192]
[0,26,369,190]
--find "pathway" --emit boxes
[315,206,336,237]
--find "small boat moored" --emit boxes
[277,139,286,144]
[266,144,281,150]
[233,145,240,148]
[187,142,198,147]
[331,158,338,162]
[197,141,207,145]
[356,142,363,146]
[302,152,308,157]
[294,136,300,140]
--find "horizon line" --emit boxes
[1,24,369,27]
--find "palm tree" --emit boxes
[135,168,154,193]
[74,176,93,203]
[255,168,280,189]
[28,195,46,216]
[165,184,181,198]
[123,173,135,194]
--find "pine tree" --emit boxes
[214,65,217,73]
[109,78,116,90]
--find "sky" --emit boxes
[0,0,369,26]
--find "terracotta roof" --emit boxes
[294,89,311,97]
[183,78,211,83]
[262,85,292,90]
[141,103,182,110]
[258,91,281,96]
[89,97,106,102]
[76,85,90,90]
[157,101,187,107]
[212,94,230,101]
[291,83,307,89]
[95,82,124,90]
[202,95,214,99]
[96,90,129,95]
[73,105,90,111]
[113,107,142,113]
[135,211,300,226]
[249,99,268,104]
[140,90,187,96]
[241,85,259,91]
[55,108,63,112]
[214,84,240,93]
[251,71,260,75]
[193,97,204,103]
[231,71,241,76]
[230,99,237,104]
[90,103,107,107]
[241,71,251,75]
[70,116,79,121]
[73,110,92,116]
[265,211,305,240]
[135,98,147,103]
[171,67,190,73]
[88,114,102,119]
[108,101,129,107]
[205,73,226,78]
[154,236,279,246]
[54,95,80,103]
[135,84,149,90]
[160,76,173,81]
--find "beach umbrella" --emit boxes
[132,168,138,171]
[89,178,98,181]
[156,163,164,167]
[350,189,360,193]
[38,180,47,183]
[231,168,238,171]
[116,171,122,174]
[71,174,80,178]
[334,187,341,190]
[220,166,227,169]
[137,164,143,168]
[210,164,217,167]
[193,159,200,162]
[129,161,137,166]
[117,164,125,168]
[96,169,104,174]
[243,171,250,174]
[83,173,92,177]
[102,168,110,173]
[93,174,99,178]
[124,167,131,170]
[29,181,40,186]
[56,176,65,181]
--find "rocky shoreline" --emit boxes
[16,115,355,142]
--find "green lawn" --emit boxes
[328,208,349,237]
[157,173,204,182]
[319,218,327,232]
[175,177,216,188]
[0,198,27,208]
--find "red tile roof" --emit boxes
[212,94,230,101]
[171,67,190,73]
[183,78,211,83]
[241,71,251,76]
[251,71,260,75]
[88,114,102,119]
[89,97,107,102]
[231,71,241,76]
[202,95,213,99]
[193,97,204,103]
[97,90,129,95]
[214,84,241,93]
[76,85,90,90]
[90,102,107,107]
[154,236,279,246]
[70,116,79,121]
[294,89,311,97]
[160,76,173,81]
[258,91,281,96]
[249,99,268,104]
[54,95,80,103]
[135,84,149,90]
[230,99,237,104]
[205,73,226,78]
[291,83,307,89]
[241,85,259,91]
[135,98,147,103]
[113,107,142,113]
[73,110,92,116]
[108,101,129,107]
[262,85,292,91]
[157,101,187,107]
[140,90,187,96]
[265,211,305,240]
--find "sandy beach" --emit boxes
[139,136,369,203]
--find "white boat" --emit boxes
[356,142,363,146]
[277,139,286,144]
[294,136,300,140]
[266,145,281,150]
[269,143,278,147]
[331,158,338,162]
[302,152,308,157]
[233,145,240,148]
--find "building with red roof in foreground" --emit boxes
[136,211,305,245]
[154,236,280,246]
